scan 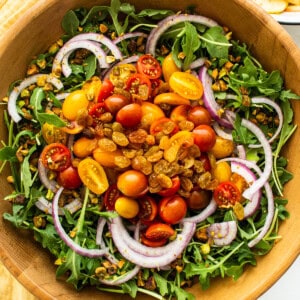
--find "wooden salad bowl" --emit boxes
[0,0,300,299]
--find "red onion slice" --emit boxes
[207,221,237,246]
[52,187,108,258]
[8,74,63,123]
[212,121,233,140]
[38,159,58,192]
[113,32,148,45]
[146,14,218,56]
[183,198,218,223]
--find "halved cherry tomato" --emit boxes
[158,195,187,224]
[117,170,148,197]
[170,104,190,123]
[116,103,142,128]
[137,54,162,80]
[140,101,165,129]
[145,223,175,240]
[41,123,68,145]
[154,92,190,106]
[82,76,102,102]
[109,63,137,88]
[62,120,84,134]
[199,153,212,172]
[98,78,114,102]
[77,157,109,195]
[162,53,180,83]
[104,184,120,211]
[140,234,168,247]
[88,102,106,126]
[213,181,242,208]
[169,71,203,100]
[193,124,216,152]
[57,166,82,190]
[149,117,179,136]
[138,196,158,223]
[125,73,152,101]
[104,94,131,115]
[40,143,71,172]
[157,176,180,197]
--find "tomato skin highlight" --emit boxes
[145,223,175,240]
[41,143,71,172]
[137,54,162,80]
[193,124,216,152]
[213,181,242,208]
[57,166,82,190]
[159,195,187,224]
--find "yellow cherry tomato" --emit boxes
[213,161,232,183]
[169,71,203,100]
[162,53,181,82]
[81,76,102,101]
[109,63,137,88]
[114,196,139,219]
[93,147,123,168]
[41,122,68,144]
[140,101,165,129]
[210,136,235,159]
[73,137,98,158]
[154,92,190,106]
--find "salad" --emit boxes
[1,0,299,299]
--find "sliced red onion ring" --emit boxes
[198,66,233,128]
[109,218,195,268]
[96,217,107,248]
[8,74,63,123]
[146,14,218,56]
[52,187,108,258]
[183,198,217,223]
[189,57,206,70]
[113,32,148,45]
[207,221,237,246]
[53,40,109,77]
[38,159,58,192]
[236,144,247,160]
[212,121,233,140]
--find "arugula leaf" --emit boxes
[37,113,66,127]
[0,146,17,162]
[62,10,80,36]
[137,8,174,19]
[21,145,36,198]
[84,55,97,80]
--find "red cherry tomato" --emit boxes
[159,195,187,224]
[57,166,82,190]
[137,54,162,80]
[187,106,212,126]
[140,234,168,247]
[157,176,180,197]
[98,79,114,102]
[104,94,131,115]
[88,102,106,126]
[117,170,148,197]
[138,196,158,223]
[126,73,152,101]
[187,189,211,210]
[145,223,175,240]
[213,181,242,208]
[149,117,179,136]
[40,143,71,172]
[116,103,142,128]
[104,184,120,211]
[193,124,216,152]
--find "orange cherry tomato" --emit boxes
[140,234,168,247]
[93,147,123,168]
[187,105,212,126]
[170,104,190,123]
[77,157,109,195]
[169,71,203,100]
[137,54,162,80]
[145,223,175,240]
[149,117,179,136]
[158,195,187,224]
[138,196,158,224]
[40,143,71,172]
[193,124,216,152]
[162,53,180,82]
[125,73,152,101]
[213,181,242,208]
[154,92,190,106]
[117,170,148,197]
[73,137,98,158]
[157,176,180,197]
[140,101,165,129]
[116,103,142,128]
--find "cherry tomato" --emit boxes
[125,73,152,101]
[57,166,82,190]
[109,63,137,88]
[104,94,131,115]
[213,181,242,208]
[93,147,123,168]
[62,120,84,134]
[140,234,168,247]
[169,71,203,100]
[138,196,158,223]
[159,195,187,224]
[162,53,180,82]
[88,102,106,126]
[187,106,212,126]
[213,161,232,183]
[149,117,178,136]
[117,170,148,197]
[137,54,162,80]
[98,78,114,102]
[104,184,120,211]
[170,104,190,123]
[154,92,190,106]
[199,153,212,172]
[73,137,98,158]
[140,101,165,129]
[145,223,175,240]
[193,124,216,152]
[41,123,68,145]
[210,136,235,159]
[116,103,142,128]
[157,176,180,197]
[114,196,140,219]
[82,76,102,102]
[78,157,109,195]
[187,189,211,210]
[40,143,71,172]
[62,90,89,121]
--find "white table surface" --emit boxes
[259,23,300,300]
